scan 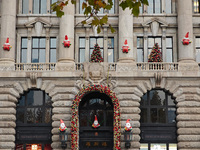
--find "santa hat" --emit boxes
[184,32,189,39]
[126,119,131,124]
[92,115,100,128]
[59,119,67,131]
[65,35,69,41]
[94,115,98,122]
[6,38,9,44]
[123,39,129,46]
[60,119,64,124]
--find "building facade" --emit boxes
[0,0,200,150]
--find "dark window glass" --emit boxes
[79,38,85,63]
[137,37,144,62]
[90,37,104,60]
[16,90,52,125]
[166,37,173,62]
[196,37,200,62]
[22,0,29,14]
[140,90,176,124]
[108,37,114,63]
[50,38,57,63]
[21,38,28,63]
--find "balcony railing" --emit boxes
[137,62,178,71]
[15,63,56,71]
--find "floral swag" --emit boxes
[71,85,121,150]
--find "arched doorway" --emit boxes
[71,85,121,150]
[79,91,113,150]
[140,89,177,150]
[15,89,52,150]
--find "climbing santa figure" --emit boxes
[62,35,71,48]
[92,115,100,129]
[59,119,67,131]
[124,119,132,131]
[3,38,12,51]
[182,32,192,45]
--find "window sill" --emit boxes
[17,14,58,17]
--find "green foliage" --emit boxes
[51,0,149,33]
[148,43,163,62]
[91,44,104,62]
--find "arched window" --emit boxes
[79,91,113,150]
[140,89,177,150]
[15,89,52,150]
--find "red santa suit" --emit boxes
[124,119,132,131]
[3,38,12,51]
[59,119,67,131]
[182,32,191,45]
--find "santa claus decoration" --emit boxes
[62,35,71,48]
[122,39,130,53]
[182,32,192,45]
[92,115,100,129]
[3,38,12,51]
[59,119,67,131]
[124,119,132,131]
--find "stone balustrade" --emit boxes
[15,63,56,71]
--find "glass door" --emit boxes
[16,144,52,150]
[140,143,177,150]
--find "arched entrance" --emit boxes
[71,85,121,150]
[15,89,52,150]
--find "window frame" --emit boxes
[147,0,162,14]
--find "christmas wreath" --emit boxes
[71,85,121,150]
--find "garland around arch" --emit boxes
[71,85,121,150]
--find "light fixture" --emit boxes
[124,130,133,148]
[59,130,68,149]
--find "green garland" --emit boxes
[71,85,121,150]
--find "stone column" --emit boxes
[0,0,16,67]
[56,1,75,70]
[118,6,134,62]
[177,0,194,62]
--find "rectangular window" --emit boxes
[32,38,46,63]
[79,38,86,63]
[137,37,144,62]
[196,37,200,62]
[50,38,57,62]
[166,37,173,62]
[33,0,47,14]
[79,0,115,14]
[148,37,162,56]
[22,0,29,14]
[194,0,199,13]
[165,0,172,14]
[21,38,28,63]
[148,0,161,14]
[90,37,104,61]
[51,0,57,14]
[108,38,114,63]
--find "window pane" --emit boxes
[151,144,167,150]
[168,108,176,123]
[196,49,200,62]
[33,0,40,14]
[27,91,43,106]
[80,0,85,14]
[158,108,166,123]
[194,0,199,13]
[165,0,172,14]
[141,108,147,123]
[45,108,52,123]
[155,0,161,14]
[90,38,96,48]
[50,49,56,62]
[148,0,153,14]
[140,143,148,150]
[51,0,57,14]
[22,38,28,48]
[16,109,25,123]
[169,144,177,150]
[33,38,39,48]
[32,49,39,63]
[137,49,144,62]
[106,110,113,126]
[35,108,42,123]
[22,0,29,14]
[18,96,25,106]
[80,110,87,126]
[27,108,35,124]
[166,38,172,47]
[108,38,114,48]
[100,49,104,58]
[109,0,115,14]
[166,49,173,62]
[196,38,200,47]
[137,38,143,47]
[97,38,103,47]
[150,108,157,123]
[39,49,46,63]
[21,49,27,63]
[168,95,175,106]
[148,38,154,48]
[50,38,56,47]
[79,49,85,63]
[139,4,143,14]
[41,0,47,14]
[40,38,46,48]
[150,90,166,106]
[80,38,85,47]
[108,49,114,63]
[141,94,148,105]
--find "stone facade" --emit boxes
[0,0,200,150]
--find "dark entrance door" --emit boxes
[79,92,113,150]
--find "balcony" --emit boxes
[15,63,56,71]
